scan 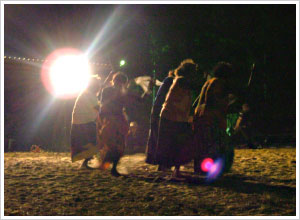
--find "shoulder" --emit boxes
[208,78,223,88]
[100,86,114,99]
[159,77,174,89]
[163,77,174,84]
[208,78,227,96]
[175,77,190,89]
[102,86,114,94]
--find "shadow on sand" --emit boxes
[123,171,295,199]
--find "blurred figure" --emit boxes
[97,72,129,177]
[155,59,198,178]
[70,77,101,169]
[193,62,234,174]
[145,70,175,167]
[7,138,16,152]
[126,121,139,153]
[234,103,257,149]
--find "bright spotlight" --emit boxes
[41,48,92,99]
[50,55,90,96]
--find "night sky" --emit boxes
[4,3,296,151]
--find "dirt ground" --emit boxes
[4,147,296,216]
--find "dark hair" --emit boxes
[212,62,232,79]
[112,72,128,85]
[175,59,197,77]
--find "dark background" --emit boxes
[4,4,296,151]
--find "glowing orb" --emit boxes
[120,59,126,66]
[207,158,224,181]
[41,48,91,99]
[201,158,214,172]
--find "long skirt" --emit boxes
[70,122,98,162]
[145,112,160,165]
[193,117,234,173]
[155,118,193,167]
[97,114,129,163]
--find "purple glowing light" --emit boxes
[207,158,224,180]
[200,157,225,181]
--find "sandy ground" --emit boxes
[4,147,296,216]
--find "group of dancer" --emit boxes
[146,59,234,177]
[70,58,234,178]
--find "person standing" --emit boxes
[145,70,174,166]
[70,77,100,169]
[97,72,129,177]
[193,62,234,174]
[233,103,257,149]
[155,59,198,178]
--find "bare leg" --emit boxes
[172,165,181,178]
[80,157,92,169]
[111,158,121,177]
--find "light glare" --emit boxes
[49,55,91,97]
[120,60,126,66]
[201,158,214,172]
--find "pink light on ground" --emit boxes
[201,158,214,172]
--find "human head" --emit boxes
[112,72,128,87]
[175,59,197,77]
[212,61,233,79]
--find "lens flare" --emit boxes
[49,55,90,96]
[207,158,224,181]
[201,158,214,172]
[41,48,91,99]
[200,157,225,181]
